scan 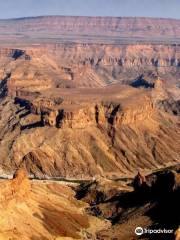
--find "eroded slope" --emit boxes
[0,76,179,179]
[0,169,108,240]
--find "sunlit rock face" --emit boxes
[0,80,179,179]
[0,43,180,96]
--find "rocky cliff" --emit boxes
[0,43,180,93]
[0,79,179,179]
[0,168,30,204]
[1,16,180,44]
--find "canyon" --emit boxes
[0,16,179,239]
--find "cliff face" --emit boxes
[13,84,154,130]
[42,98,154,129]
[0,16,180,43]
[24,44,180,68]
[0,43,180,93]
[0,81,179,179]
[0,169,30,204]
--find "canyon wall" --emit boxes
[0,16,180,43]
[0,79,178,179]
[24,43,180,68]
[17,98,153,128]
[2,43,180,68]
[0,43,180,93]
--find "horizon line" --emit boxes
[0,14,180,21]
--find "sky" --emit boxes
[0,0,179,19]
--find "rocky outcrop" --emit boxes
[133,168,180,196]
[152,78,169,101]
[0,168,30,204]
[14,95,154,129]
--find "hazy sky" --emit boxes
[0,0,179,19]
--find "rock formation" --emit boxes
[1,43,180,92]
[0,15,179,240]
[152,77,180,115]
[0,16,180,44]
[75,165,180,240]
[0,81,179,179]
[0,168,30,205]
[0,168,108,239]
